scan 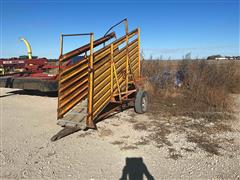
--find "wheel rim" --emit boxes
[142,95,148,112]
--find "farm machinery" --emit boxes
[0,37,59,92]
[52,19,148,139]
[0,57,59,92]
[0,19,147,138]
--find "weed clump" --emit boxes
[142,60,240,119]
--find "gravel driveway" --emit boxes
[1,88,240,179]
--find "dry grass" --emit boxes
[142,60,240,119]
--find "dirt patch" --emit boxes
[129,112,237,159]
[133,123,147,131]
[121,135,130,139]
[168,148,183,160]
[181,147,195,152]
[148,126,172,147]
[78,131,92,138]
[111,141,124,145]
[187,134,221,156]
[98,128,113,137]
[126,118,138,123]
[120,145,138,150]
[134,138,150,146]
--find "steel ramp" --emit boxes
[57,99,88,129]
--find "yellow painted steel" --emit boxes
[60,78,88,100]
[129,51,139,64]
[131,58,139,72]
[114,48,126,61]
[87,33,95,128]
[94,82,111,102]
[110,44,114,94]
[94,69,111,88]
[93,89,111,110]
[59,83,88,108]
[93,91,111,117]
[57,24,141,127]
[94,75,111,95]
[129,46,138,58]
[94,48,111,63]
[125,21,129,94]
[132,57,139,71]
[20,37,32,59]
[59,90,88,117]
[94,54,110,70]
[113,29,138,49]
[128,41,138,53]
[61,58,88,75]
[113,40,137,66]
[138,28,141,78]
[94,60,110,79]
[60,70,88,93]
[93,28,138,63]
[113,61,122,101]
[114,51,127,67]
[61,63,88,83]
[115,55,126,70]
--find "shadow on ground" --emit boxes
[0,89,57,98]
[120,157,154,180]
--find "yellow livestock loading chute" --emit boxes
[20,37,32,59]
[52,19,147,140]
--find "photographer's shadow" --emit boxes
[120,157,154,180]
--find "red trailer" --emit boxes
[0,58,59,92]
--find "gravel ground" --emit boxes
[0,88,240,179]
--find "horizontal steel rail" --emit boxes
[91,29,140,120]
[57,21,141,127]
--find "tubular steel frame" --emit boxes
[57,19,141,128]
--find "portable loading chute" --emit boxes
[56,19,147,131]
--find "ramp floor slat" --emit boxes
[58,99,88,129]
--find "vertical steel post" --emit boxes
[87,33,95,128]
[58,34,63,119]
[113,62,122,101]
[137,28,141,78]
[125,20,129,96]
[110,44,113,94]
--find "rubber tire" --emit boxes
[134,90,148,114]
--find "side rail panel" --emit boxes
[57,33,115,120]
[57,27,140,127]
[58,57,89,119]
[92,28,140,120]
